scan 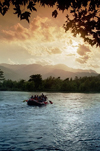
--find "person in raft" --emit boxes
[31,95,34,99]
[30,94,47,102]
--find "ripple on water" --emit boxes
[1,92,100,151]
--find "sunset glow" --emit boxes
[0,4,100,73]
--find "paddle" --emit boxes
[23,100,28,102]
[49,100,53,104]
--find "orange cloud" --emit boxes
[14,23,25,32]
[47,47,62,54]
[77,44,91,56]
[1,23,30,41]
[89,64,100,68]
[76,55,90,64]
[76,44,91,64]
[27,57,54,65]
[0,16,57,42]
[67,53,75,56]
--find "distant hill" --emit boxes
[0,63,98,81]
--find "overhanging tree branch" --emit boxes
[0,0,100,47]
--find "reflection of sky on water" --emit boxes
[50,93,100,150]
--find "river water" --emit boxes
[0,91,100,151]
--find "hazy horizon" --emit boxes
[0,62,98,73]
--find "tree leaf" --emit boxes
[52,10,58,18]
[21,11,31,22]
[2,7,8,15]
[27,1,37,12]
[3,0,10,8]
[13,5,21,17]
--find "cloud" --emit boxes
[30,16,50,31]
[76,55,90,64]
[1,24,30,41]
[77,44,91,56]
[76,44,91,64]
[0,16,55,42]
[8,58,16,64]
[27,58,54,65]
[14,23,25,32]
[67,53,75,56]
[47,47,62,54]
[1,15,93,68]
[0,16,79,58]
[0,15,71,45]
[89,64,100,68]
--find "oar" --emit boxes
[49,100,53,104]
[23,100,28,102]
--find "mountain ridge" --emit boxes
[0,63,98,81]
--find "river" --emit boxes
[0,91,100,151]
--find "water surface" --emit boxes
[0,91,100,151]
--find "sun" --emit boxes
[64,40,79,54]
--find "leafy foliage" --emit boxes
[0,69,5,82]
[28,74,42,90]
[21,11,31,22]
[0,0,100,46]
[1,74,100,92]
[52,10,58,18]
[27,1,37,12]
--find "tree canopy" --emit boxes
[0,0,100,46]
[28,74,42,90]
[0,69,5,82]
[1,74,100,92]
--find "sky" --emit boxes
[0,3,100,73]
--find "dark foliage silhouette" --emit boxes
[1,74,100,92]
[0,69,5,82]
[28,74,42,90]
[0,0,100,46]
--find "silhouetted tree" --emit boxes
[0,0,100,46]
[28,74,42,90]
[25,81,35,91]
[1,74,100,92]
[0,69,5,82]
[43,76,56,91]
